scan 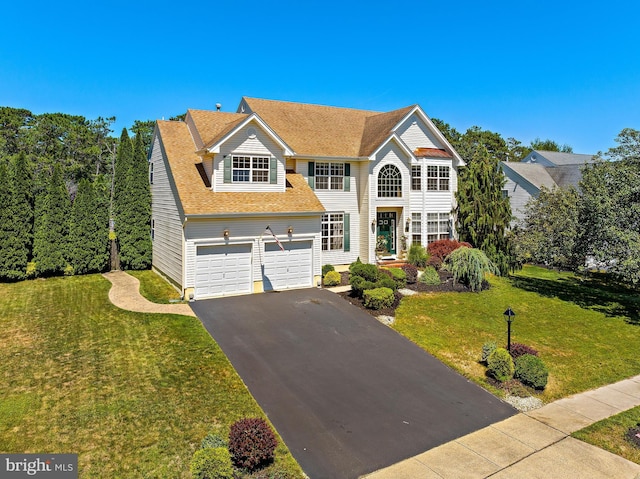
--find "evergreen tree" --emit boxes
[91,175,111,273]
[0,161,14,279]
[112,127,133,224]
[32,164,71,276]
[455,145,515,275]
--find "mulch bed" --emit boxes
[335,270,488,319]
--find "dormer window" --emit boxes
[232,155,270,182]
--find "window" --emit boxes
[322,213,344,251]
[411,213,422,244]
[502,189,509,199]
[378,164,402,197]
[149,162,154,184]
[315,162,344,190]
[427,166,450,191]
[232,155,270,182]
[411,165,421,191]
[427,213,450,243]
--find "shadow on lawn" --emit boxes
[510,273,640,325]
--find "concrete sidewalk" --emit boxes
[362,375,640,479]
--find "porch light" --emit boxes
[371,219,376,227]
[504,307,515,352]
[223,229,230,238]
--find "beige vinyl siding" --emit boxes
[359,160,371,263]
[183,216,322,288]
[150,135,184,287]
[503,173,537,223]
[396,113,444,151]
[212,123,286,193]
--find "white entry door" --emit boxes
[262,241,313,291]
[195,244,252,299]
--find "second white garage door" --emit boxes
[195,244,252,299]
[262,241,313,291]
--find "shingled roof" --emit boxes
[156,120,325,216]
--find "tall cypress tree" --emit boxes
[7,152,34,279]
[32,164,71,276]
[455,145,514,275]
[90,175,111,273]
[70,179,109,274]
[0,161,14,279]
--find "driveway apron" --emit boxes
[192,288,516,479]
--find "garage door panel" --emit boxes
[263,241,313,291]
[195,244,252,299]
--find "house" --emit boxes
[149,97,464,300]
[501,150,595,222]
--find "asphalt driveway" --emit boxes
[192,288,516,479]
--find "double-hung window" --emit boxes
[427,166,450,191]
[427,213,450,243]
[321,213,344,251]
[411,213,422,244]
[316,162,344,190]
[232,155,270,183]
[411,165,421,191]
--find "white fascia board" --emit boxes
[185,210,325,220]
[392,105,466,166]
[291,155,369,161]
[206,113,295,156]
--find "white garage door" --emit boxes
[262,241,313,291]
[195,244,252,299]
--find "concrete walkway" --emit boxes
[361,375,640,479]
[102,270,196,317]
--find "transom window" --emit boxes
[427,166,450,191]
[232,155,270,182]
[316,162,344,190]
[411,165,421,191]
[322,213,344,251]
[427,213,450,243]
[411,213,422,244]
[378,164,402,198]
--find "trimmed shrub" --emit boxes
[481,341,497,363]
[190,447,234,479]
[426,255,443,270]
[363,287,395,310]
[200,433,227,450]
[407,243,428,268]
[515,354,549,389]
[323,270,341,286]
[322,264,335,276]
[350,262,380,282]
[487,347,515,382]
[509,343,539,360]
[228,418,277,471]
[350,275,376,298]
[419,266,440,285]
[400,264,418,284]
[375,274,398,291]
[387,267,407,289]
[427,239,473,262]
[348,257,362,272]
[444,247,497,292]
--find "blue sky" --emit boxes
[1,0,638,154]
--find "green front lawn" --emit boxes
[0,275,302,478]
[394,265,640,402]
[128,269,183,303]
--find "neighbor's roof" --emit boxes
[528,150,595,166]
[241,97,416,157]
[414,147,453,158]
[502,162,557,190]
[155,120,325,216]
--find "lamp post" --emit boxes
[504,307,515,353]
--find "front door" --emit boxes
[377,212,396,255]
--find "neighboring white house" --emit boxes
[149,97,464,300]
[502,150,595,222]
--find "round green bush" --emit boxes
[407,244,428,268]
[387,267,407,289]
[481,341,497,363]
[487,347,515,382]
[419,266,440,285]
[350,275,376,298]
[375,274,397,291]
[322,264,335,276]
[323,270,341,286]
[190,447,234,479]
[515,354,549,389]
[350,262,380,282]
[363,287,395,310]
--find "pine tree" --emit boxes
[32,164,71,276]
[455,145,515,275]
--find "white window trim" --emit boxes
[426,213,450,243]
[427,165,450,191]
[321,212,344,251]
[315,162,344,191]
[232,155,270,183]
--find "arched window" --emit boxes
[378,164,402,197]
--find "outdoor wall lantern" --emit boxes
[405,217,411,232]
[287,226,294,235]
[371,219,376,227]
[504,307,515,352]
[223,228,230,238]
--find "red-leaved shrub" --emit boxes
[228,418,277,471]
[400,264,418,284]
[427,239,473,262]
[509,342,539,359]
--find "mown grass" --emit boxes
[573,406,640,465]
[394,265,640,402]
[127,269,183,304]
[0,275,302,478]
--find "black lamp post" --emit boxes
[504,307,515,352]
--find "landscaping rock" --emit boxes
[504,395,544,412]
[398,288,417,296]
[377,315,395,326]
